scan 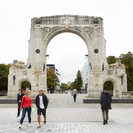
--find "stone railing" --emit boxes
[122,91,133,98]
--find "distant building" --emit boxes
[47,64,60,76]
[81,61,88,93]
[47,64,55,72]
[67,81,71,87]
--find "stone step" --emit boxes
[0,98,35,104]
[83,98,133,103]
[1,97,133,104]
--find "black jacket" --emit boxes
[100,91,112,110]
[35,94,48,109]
[17,93,24,103]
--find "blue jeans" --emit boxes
[20,107,31,124]
[73,94,77,102]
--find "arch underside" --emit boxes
[44,26,91,50]
[19,79,31,90]
[103,78,116,89]
[103,78,117,97]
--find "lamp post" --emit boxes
[85,54,89,93]
[85,54,88,59]
[54,79,57,93]
[55,68,61,93]
[46,54,49,58]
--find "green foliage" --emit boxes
[120,52,133,67]
[126,67,133,91]
[74,70,83,91]
[107,56,116,64]
[61,83,68,90]
[0,64,10,91]
[19,61,25,64]
[70,70,83,91]
[47,68,60,90]
[104,81,113,91]
[70,81,76,90]
[120,52,133,91]
[21,81,31,90]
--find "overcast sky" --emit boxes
[0,0,133,83]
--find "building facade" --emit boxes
[8,15,127,98]
[81,61,88,93]
[47,64,55,72]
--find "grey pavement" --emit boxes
[0,94,133,133]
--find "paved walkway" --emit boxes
[0,94,133,133]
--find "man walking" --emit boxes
[100,89,112,125]
[35,90,48,128]
[72,88,77,102]
[17,89,24,117]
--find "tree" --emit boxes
[70,81,76,90]
[47,68,60,91]
[120,52,133,67]
[119,52,133,91]
[61,83,68,91]
[74,70,83,91]
[104,81,113,95]
[21,81,31,90]
[0,64,10,92]
[107,56,116,64]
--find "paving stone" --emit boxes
[0,94,133,133]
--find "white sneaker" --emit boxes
[19,125,22,129]
[28,124,31,127]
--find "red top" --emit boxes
[20,96,32,110]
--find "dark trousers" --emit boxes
[20,107,31,124]
[17,102,21,116]
[73,94,77,102]
[102,109,109,120]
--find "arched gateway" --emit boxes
[8,15,127,98]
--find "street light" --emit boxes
[85,54,88,57]
[46,54,49,60]
[54,79,57,92]
[46,54,49,57]
[85,54,88,59]
[85,54,89,93]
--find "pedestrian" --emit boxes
[17,89,24,117]
[72,88,77,102]
[19,90,33,129]
[35,90,48,128]
[100,89,112,125]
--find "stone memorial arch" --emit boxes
[8,15,127,98]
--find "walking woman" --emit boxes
[19,90,33,129]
